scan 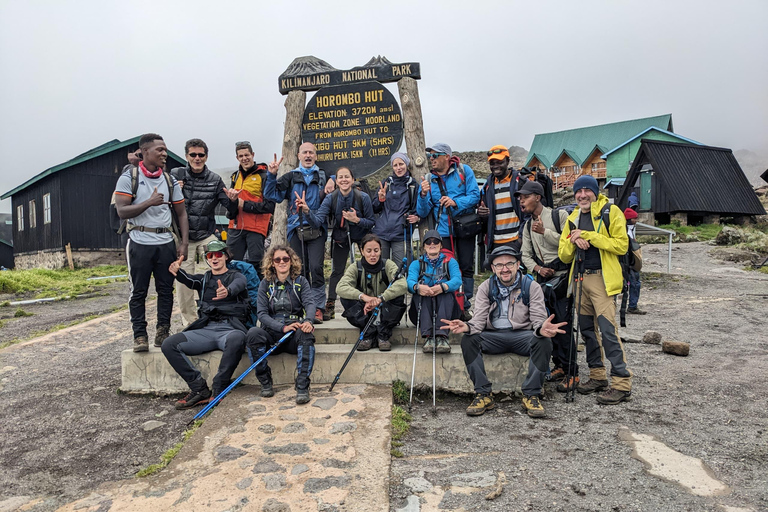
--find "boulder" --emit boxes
[642,331,662,345]
[662,340,690,356]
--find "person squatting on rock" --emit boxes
[443,246,563,418]
[406,230,462,354]
[263,143,334,324]
[223,141,276,281]
[300,166,375,321]
[478,145,523,255]
[113,133,189,352]
[558,175,633,405]
[335,234,408,351]
[162,240,247,410]
[518,179,579,392]
[417,143,480,318]
[246,245,316,404]
[371,152,420,266]
[624,207,646,315]
[170,138,231,327]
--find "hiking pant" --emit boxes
[246,326,315,391]
[379,238,407,270]
[442,235,475,308]
[177,234,217,327]
[461,329,551,396]
[328,239,354,301]
[127,239,176,339]
[161,320,246,395]
[227,230,265,279]
[548,292,578,377]
[340,296,406,341]
[575,273,632,391]
[628,269,641,309]
[289,233,326,312]
[408,293,459,338]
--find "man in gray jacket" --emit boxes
[442,246,565,418]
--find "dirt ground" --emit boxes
[0,242,766,512]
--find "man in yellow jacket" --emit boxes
[558,176,632,405]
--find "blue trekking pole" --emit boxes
[191,330,295,423]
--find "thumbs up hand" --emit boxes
[168,254,184,276]
[420,174,430,197]
[213,279,229,300]
[147,186,165,206]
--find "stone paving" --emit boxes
[56,384,391,512]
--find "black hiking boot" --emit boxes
[296,388,310,405]
[154,325,171,347]
[175,384,212,410]
[261,383,275,398]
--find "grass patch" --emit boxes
[13,307,33,318]
[390,405,412,458]
[136,420,203,478]
[0,265,127,299]
[0,301,9,307]
[392,379,409,405]
[655,223,723,242]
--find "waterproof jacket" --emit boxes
[406,253,462,293]
[557,194,628,297]
[175,268,248,332]
[416,162,480,238]
[263,167,326,242]
[226,165,275,236]
[336,259,408,302]
[170,165,229,241]
[307,189,375,243]
[480,170,522,251]
[256,275,314,332]
[372,173,418,242]
[466,275,548,335]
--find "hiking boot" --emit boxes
[296,389,310,405]
[627,307,647,315]
[154,325,171,347]
[378,338,392,351]
[466,393,495,416]
[557,375,580,393]
[175,386,212,410]
[547,367,565,382]
[260,384,274,398]
[577,378,609,395]
[133,335,149,352]
[597,387,632,405]
[422,337,435,353]
[357,338,375,351]
[522,395,546,418]
[314,310,324,324]
[323,299,335,321]
[435,336,451,354]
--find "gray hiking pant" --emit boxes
[461,329,552,396]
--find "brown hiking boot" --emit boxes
[357,338,375,351]
[557,375,580,393]
[597,387,632,405]
[627,307,647,315]
[378,338,392,351]
[548,367,565,382]
[323,299,335,321]
[466,393,495,416]
[175,386,212,410]
[154,325,171,347]
[133,335,149,352]
[522,395,546,418]
[577,378,609,395]
[435,336,451,354]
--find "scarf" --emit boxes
[139,160,163,179]
[492,272,520,301]
[361,257,384,275]
[299,164,318,186]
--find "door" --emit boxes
[639,172,652,211]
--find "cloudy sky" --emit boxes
[1,0,766,212]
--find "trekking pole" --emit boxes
[565,247,585,404]
[329,259,408,391]
[431,294,437,415]
[344,218,356,264]
[298,210,309,284]
[408,279,424,412]
[191,330,295,423]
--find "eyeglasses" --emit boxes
[206,251,224,260]
[424,239,441,246]
[487,148,507,157]
[188,152,207,158]
[273,256,291,264]
[492,261,518,270]
[426,152,446,159]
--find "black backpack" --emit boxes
[356,259,391,292]
[329,189,365,229]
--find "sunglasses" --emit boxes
[424,238,441,246]
[188,152,207,158]
[235,141,251,149]
[206,251,224,260]
[487,148,507,156]
[426,152,446,159]
[273,256,291,264]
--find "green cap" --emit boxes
[205,240,228,254]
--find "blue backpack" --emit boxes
[227,260,261,328]
[489,272,533,306]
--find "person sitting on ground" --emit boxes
[442,246,564,418]
[624,208,646,315]
[336,234,408,351]
[246,245,316,404]
[299,166,375,321]
[406,229,462,354]
[163,240,248,410]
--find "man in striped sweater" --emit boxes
[479,145,523,254]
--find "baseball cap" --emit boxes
[514,180,545,197]
[426,143,452,156]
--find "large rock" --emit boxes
[662,340,690,356]
[643,331,662,345]
[715,225,743,245]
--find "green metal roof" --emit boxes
[600,126,701,158]
[553,148,583,166]
[525,114,673,168]
[1,136,186,199]
[526,152,552,169]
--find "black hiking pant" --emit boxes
[340,296,406,341]
[127,239,176,339]
[246,326,315,391]
[289,233,326,312]
[408,293,460,338]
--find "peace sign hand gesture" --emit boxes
[294,190,309,214]
[378,181,388,202]
[268,153,283,174]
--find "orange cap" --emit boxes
[487,145,510,161]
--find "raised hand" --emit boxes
[324,178,336,195]
[420,174,430,197]
[294,190,309,213]
[531,215,545,235]
[378,181,388,202]
[168,254,184,276]
[341,208,359,224]
[441,318,469,333]
[213,279,228,301]
[539,314,567,338]
[146,186,165,207]
[223,187,242,202]
[477,200,489,217]
[268,153,283,174]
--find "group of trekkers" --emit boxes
[114,133,641,417]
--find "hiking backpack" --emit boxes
[356,259,391,293]
[109,165,178,235]
[329,189,365,229]
[199,261,260,328]
[418,249,465,311]
[489,272,534,307]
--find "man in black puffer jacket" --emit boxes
[170,138,231,327]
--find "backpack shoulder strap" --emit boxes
[354,189,364,214]
[552,208,562,234]
[130,166,140,198]
[356,260,364,290]
[521,273,533,306]
[380,259,391,287]
[455,163,466,185]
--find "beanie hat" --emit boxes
[573,175,599,197]
[624,208,638,220]
[390,152,410,167]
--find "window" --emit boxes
[17,205,24,231]
[29,200,36,228]
[43,193,51,224]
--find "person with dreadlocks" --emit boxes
[442,246,564,418]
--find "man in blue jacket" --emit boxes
[417,143,480,318]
